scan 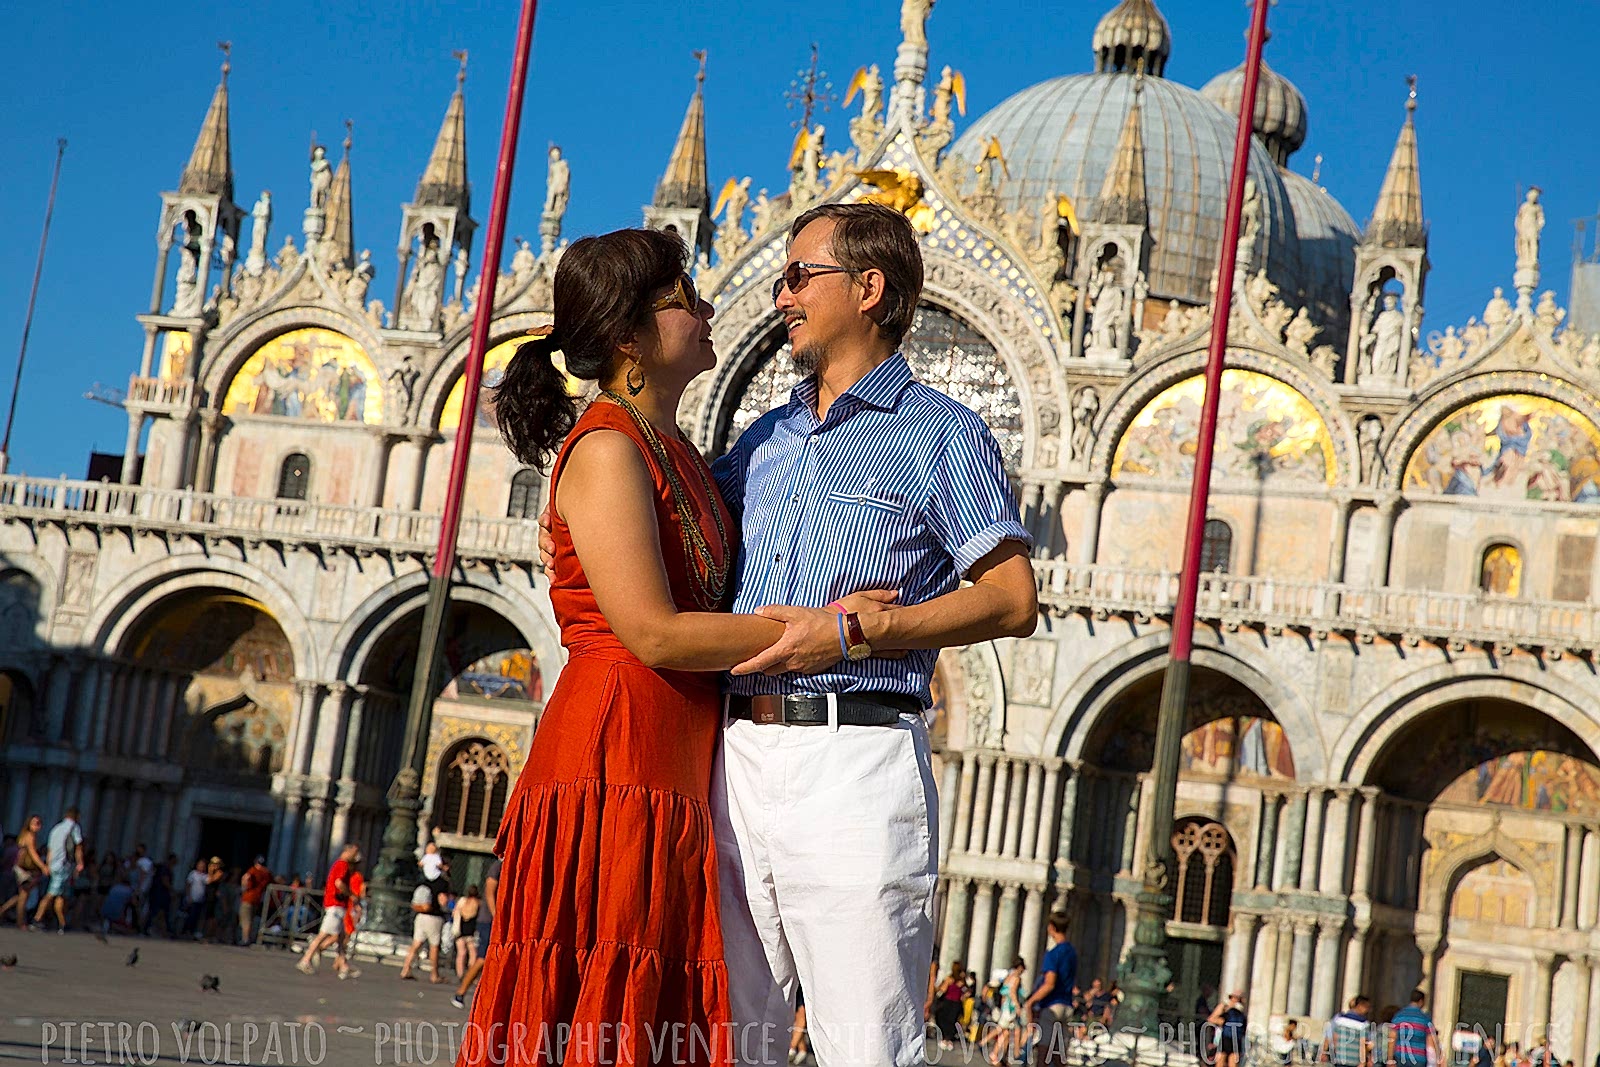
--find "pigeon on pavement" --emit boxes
[125,949,139,967]
[200,974,221,993]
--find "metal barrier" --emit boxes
[255,885,324,949]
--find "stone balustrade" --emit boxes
[1035,560,1600,650]
[126,375,194,410]
[0,474,539,562]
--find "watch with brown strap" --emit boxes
[843,611,872,661]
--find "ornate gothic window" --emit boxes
[1200,519,1233,573]
[507,469,542,519]
[722,304,1024,472]
[437,739,512,839]
[277,453,311,501]
[1169,818,1235,926]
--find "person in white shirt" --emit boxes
[33,808,84,933]
[183,859,209,938]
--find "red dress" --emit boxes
[460,402,733,1066]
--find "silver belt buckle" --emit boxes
[750,695,786,725]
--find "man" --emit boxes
[297,842,360,979]
[1021,912,1078,1066]
[130,844,154,934]
[239,856,272,946]
[182,859,209,938]
[1322,994,1372,1067]
[451,858,499,1010]
[399,853,452,983]
[33,807,84,933]
[537,204,1035,1064]
[1390,989,1439,1067]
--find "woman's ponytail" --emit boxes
[493,327,575,468]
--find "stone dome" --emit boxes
[1200,60,1308,166]
[1093,0,1172,77]
[1277,169,1360,335]
[951,71,1303,307]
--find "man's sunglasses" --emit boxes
[650,274,703,314]
[770,262,854,305]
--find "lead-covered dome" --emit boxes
[951,72,1301,307]
[1200,60,1308,166]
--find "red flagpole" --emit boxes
[373,0,541,931]
[1,138,67,476]
[1117,0,1271,1032]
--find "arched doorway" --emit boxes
[1075,669,1294,1018]
[121,590,295,868]
[1364,698,1600,1041]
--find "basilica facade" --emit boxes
[4,0,1600,1050]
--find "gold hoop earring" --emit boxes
[626,363,646,396]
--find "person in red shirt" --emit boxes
[343,870,365,942]
[295,843,361,979]
[238,857,272,946]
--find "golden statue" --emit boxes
[857,167,936,231]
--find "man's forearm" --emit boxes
[862,578,1035,650]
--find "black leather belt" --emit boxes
[728,692,922,726]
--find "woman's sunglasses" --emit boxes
[650,274,702,314]
[770,261,853,306]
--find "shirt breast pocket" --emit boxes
[824,489,905,516]
[820,489,917,555]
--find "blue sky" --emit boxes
[2,1,1597,479]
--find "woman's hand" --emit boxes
[729,591,903,676]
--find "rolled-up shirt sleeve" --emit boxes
[924,421,1033,576]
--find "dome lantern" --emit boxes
[1200,60,1308,167]
[1092,0,1172,78]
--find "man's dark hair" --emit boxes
[1352,994,1372,1008]
[1047,910,1071,935]
[789,202,924,347]
[1409,988,1426,1006]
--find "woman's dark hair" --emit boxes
[495,227,688,466]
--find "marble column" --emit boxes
[1370,495,1401,586]
[1225,912,1260,999]
[951,752,978,859]
[408,436,432,510]
[72,661,107,750]
[1040,481,1067,559]
[1319,788,1355,896]
[967,883,997,981]
[42,655,76,743]
[1569,955,1592,1067]
[1019,887,1046,972]
[1564,825,1584,930]
[158,412,195,490]
[1021,481,1045,546]
[1251,918,1276,1011]
[1270,920,1294,1015]
[1287,920,1316,1016]
[1583,827,1600,931]
[984,758,1010,856]
[968,754,995,855]
[1118,776,1142,877]
[1255,791,1282,890]
[938,758,962,862]
[1310,919,1343,1020]
[993,883,1022,970]
[194,410,224,494]
[1350,788,1380,902]
[1014,762,1042,860]
[92,665,122,753]
[941,880,972,972]
[1033,761,1062,863]
[1326,492,1353,583]
[364,430,399,508]
[1299,788,1326,892]
[288,680,324,778]
[1531,952,1554,1039]
[1077,483,1107,566]
[1586,957,1600,1067]
[1342,925,1370,1005]
[1417,935,1439,995]
[1276,791,1308,892]
[120,413,146,485]
[1054,763,1082,866]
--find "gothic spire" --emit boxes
[415,52,470,212]
[1366,78,1426,249]
[1095,76,1148,225]
[179,43,235,201]
[323,122,355,269]
[653,52,710,211]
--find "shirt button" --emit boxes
[773,553,781,563]
[791,494,799,503]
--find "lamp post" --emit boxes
[366,0,542,932]
[1114,0,1272,1035]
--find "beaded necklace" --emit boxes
[599,390,730,611]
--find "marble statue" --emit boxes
[1070,386,1100,464]
[1484,286,1512,328]
[900,0,935,49]
[389,355,421,409]
[404,240,444,330]
[1285,307,1318,356]
[1089,271,1128,352]
[309,144,333,211]
[848,64,885,153]
[543,146,570,222]
[453,246,470,305]
[344,249,374,306]
[1160,299,1184,337]
[1358,416,1383,485]
[1238,176,1262,263]
[1515,187,1544,273]
[246,191,272,276]
[171,214,204,316]
[510,238,537,283]
[1367,293,1406,379]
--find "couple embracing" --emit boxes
[459,203,1037,1066]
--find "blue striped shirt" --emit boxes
[711,353,1031,704]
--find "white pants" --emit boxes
[712,710,939,1067]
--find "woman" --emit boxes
[452,884,480,977]
[1207,991,1248,1067]
[930,962,968,1050]
[983,958,1026,1066]
[7,814,45,929]
[458,229,887,1067]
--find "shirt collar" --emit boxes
[786,353,914,418]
